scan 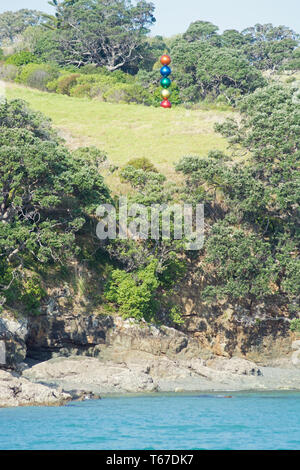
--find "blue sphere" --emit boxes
[160,65,171,77]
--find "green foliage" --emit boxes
[138,35,169,72]
[69,83,92,98]
[169,306,184,325]
[102,82,151,105]
[0,98,111,308]
[55,73,81,95]
[16,63,60,90]
[183,21,220,44]
[283,48,300,70]
[120,166,169,204]
[49,71,147,104]
[126,157,158,173]
[290,319,300,333]
[241,24,299,71]
[177,83,299,310]
[21,277,46,312]
[0,64,18,81]
[23,26,63,64]
[105,259,160,320]
[0,9,45,44]
[202,221,277,304]
[45,0,156,71]
[136,69,182,106]
[6,51,39,66]
[171,40,266,103]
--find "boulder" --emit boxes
[0,369,71,407]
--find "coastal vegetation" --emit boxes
[0,0,299,328]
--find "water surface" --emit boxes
[0,392,299,450]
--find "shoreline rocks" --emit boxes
[0,316,28,368]
[21,353,300,397]
[1,313,300,407]
[0,369,72,408]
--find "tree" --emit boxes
[176,84,299,311]
[0,9,45,44]
[183,21,220,44]
[0,99,111,306]
[242,23,299,43]
[46,0,156,70]
[171,40,266,103]
[201,221,277,309]
[221,29,250,48]
[283,47,300,70]
[242,23,299,71]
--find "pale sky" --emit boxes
[0,0,299,36]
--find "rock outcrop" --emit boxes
[1,305,299,407]
[22,353,300,395]
[0,369,72,407]
[208,357,262,376]
[0,315,28,368]
[26,310,114,360]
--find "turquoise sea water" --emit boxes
[0,392,300,450]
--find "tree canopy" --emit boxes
[0,9,46,44]
[176,84,299,311]
[43,0,156,70]
[0,99,111,307]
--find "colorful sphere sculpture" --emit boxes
[160,55,172,108]
[160,54,171,66]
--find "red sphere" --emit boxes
[160,54,171,66]
[160,99,172,109]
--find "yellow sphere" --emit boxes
[161,89,171,99]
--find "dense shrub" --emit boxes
[103,83,151,104]
[6,51,39,66]
[69,83,93,98]
[16,63,60,90]
[290,319,300,333]
[54,73,81,95]
[0,63,18,81]
[105,260,160,320]
[20,277,47,312]
[126,157,158,173]
[0,98,111,309]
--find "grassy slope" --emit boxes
[5,83,232,182]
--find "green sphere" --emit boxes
[160,77,171,88]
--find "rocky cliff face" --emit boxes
[0,285,299,405]
[173,278,294,364]
[0,316,28,368]
[0,287,296,371]
[24,295,296,367]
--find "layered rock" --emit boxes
[26,310,114,360]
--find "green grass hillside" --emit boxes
[5,83,232,184]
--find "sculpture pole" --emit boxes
[160,55,172,109]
